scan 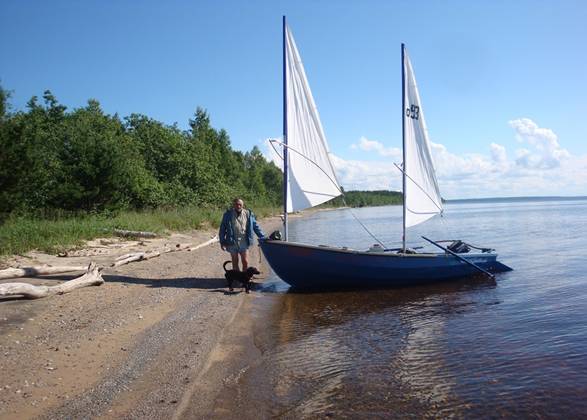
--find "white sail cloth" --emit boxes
[285,25,341,213]
[403,47,443,228]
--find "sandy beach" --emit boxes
[0,216,283,419]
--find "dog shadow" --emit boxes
[222,289,242,296]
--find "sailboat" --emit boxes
[259,17,512,289]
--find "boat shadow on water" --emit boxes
[287,273,499,295]
[256,273,503,342]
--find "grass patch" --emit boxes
[0,204,280,257]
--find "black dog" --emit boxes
[223,261,260,293]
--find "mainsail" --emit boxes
[402,46,443,228]
[284,24,341,213]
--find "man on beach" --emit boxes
[219,198,265,271]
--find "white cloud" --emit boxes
[509,118,570,169]
[264,120,587,198]
[490,142,507,164]
[330,154,402,191]
[419,118,585,197]
[350,136,401,158]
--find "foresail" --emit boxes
[403,47,443,228]
[285,25,341,213]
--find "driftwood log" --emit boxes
[113,229,158,239]
[188,235,219,251]
[0,262,104,299]
[0,265,87,281]
[0,235,220,299]
[110,241,198,268]
[111,249,163,268]
[113,243,191,262]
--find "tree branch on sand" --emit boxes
[188,235,219,251]
[113,229,158,239]
[0,262,104,299]
[0,265,87,280]
[110,241,199,268]
[0,235,220,300]
[109,235,218,267]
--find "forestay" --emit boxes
[285,24,341,213]
[403,47,443,228]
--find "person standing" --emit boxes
[219,198,265,271]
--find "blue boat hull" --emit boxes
[259,240,512,289]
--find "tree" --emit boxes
[0,84,10,121]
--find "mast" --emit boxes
[282,15,289,241]
[401,43,407,253]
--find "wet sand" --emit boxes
[0,216,283,419]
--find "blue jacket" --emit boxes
[219,208,265,247]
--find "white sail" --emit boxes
[403,47,443,228]
[285,24,341,213]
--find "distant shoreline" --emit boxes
[445,195,587,204]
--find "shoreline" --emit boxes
[0,215,284,418]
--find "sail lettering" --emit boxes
[406,104,420,120]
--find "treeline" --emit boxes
[324,190,402,208]
[0,87,282,218]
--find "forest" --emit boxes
[325,190,402,208]
[0,86,282,217]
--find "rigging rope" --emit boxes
[268,139,387,248]
[393,162,443,213]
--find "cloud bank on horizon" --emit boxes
[266,118,587,199]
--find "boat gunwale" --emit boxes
[259,239,497,259]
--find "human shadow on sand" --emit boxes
[103,274,263,294]
[103,274,227,290]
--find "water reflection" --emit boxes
[227,200,587,418]
[243,278,499,417]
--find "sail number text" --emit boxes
[406,104,420,120]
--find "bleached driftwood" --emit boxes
[188,235,219,251]
[1,235,220,286]
[57,247,110,257]
[113,229,158,239]
[111,241,202,268]
[174,243,192,251]
[114,243,192,262]
[110,250,163,268]
[0,265,87,281]
[0,234,224,300]
[0,262,104,299]
[115,252,143,262]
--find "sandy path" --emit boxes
[0,216,282,419]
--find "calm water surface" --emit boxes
[225,200,587,418]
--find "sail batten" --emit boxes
[402,47,443,229]
[285,24,341,213]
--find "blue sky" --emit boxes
[2,0,586,198]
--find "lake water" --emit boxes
[222,199,587,417]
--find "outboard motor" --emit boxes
[269,230,282,241]
[447,240,470,254]
[367,244,384,252]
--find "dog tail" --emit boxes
[223,260,232,272]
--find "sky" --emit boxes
[1,0,586,199]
